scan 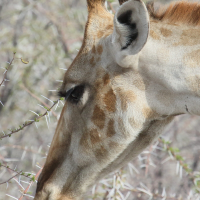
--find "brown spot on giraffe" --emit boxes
[103,89,116,112]
[94,145,108,161]
[90,129,101,144]
[90,57,95,66]
[142,107,157,119]
[150,30,160,40]
[97,30,104,38]
[92,105,106,129]
[117,88,137,111]
[160,27,172,37]
[184,49,200,68]
[173,29,200,46]
[97,45,103,55]
[129,117,141,129]
[133,73,147,91]
[107,119,115,137]
[92,45,96,54]
[106,24,113,31]
[103,73,110,85]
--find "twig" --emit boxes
[0,99,61,140]
[18,167,43,200]
[0,170,22,185]
[0,163,34,183]
[0,53,16,87]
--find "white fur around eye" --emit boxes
[82,89,89,105]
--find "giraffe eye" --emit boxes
[67,85,85,104]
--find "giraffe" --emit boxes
[34,0,200,199]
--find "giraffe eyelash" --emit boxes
[57,90,66,98]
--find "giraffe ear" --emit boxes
[111,0,149,68]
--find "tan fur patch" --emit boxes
[97,30,104,38]
[186,75,200,95]
[129,117,141,129]
[173,29,200,46]
[142,107,157,119]
[184,49,200,68]
[117,88,136,111]
[160,27,172,37]
[103,89,116,112]
[103,73,110,85]
[90,129,101,144]
[97,45,103,55]
[92,105,106,129]
[106,24,113,31]
[150,30,160,40]
[107,119,115,137]
[133,73,147,91]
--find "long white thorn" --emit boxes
[41,95,54,104]
[29,110,39,116]
[6,194,18,200]
[0,101,4,106]
[45,115,49,129]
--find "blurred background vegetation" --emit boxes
[0,0,200,199]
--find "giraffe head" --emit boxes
[34,0,153,199]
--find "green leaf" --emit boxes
[31,176,35,182]
[169,147,180,153]
[176,155,184,161]
[34,118,39,122]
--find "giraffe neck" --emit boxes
[138,21,200,116]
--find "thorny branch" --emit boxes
[0,170,22,185]
[0,52,15,87]
[0,163,34,185]
[159,138,200,193]
[0,98,62,140]
[18,167,43,200]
